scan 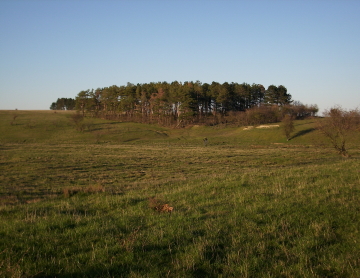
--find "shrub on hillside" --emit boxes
[245,106,280,126]
[317,106,360,157]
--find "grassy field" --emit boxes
[0,110,359,277]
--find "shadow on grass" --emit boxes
[290,128,316,140]
[37,265,136,278]
[123,138,140,142]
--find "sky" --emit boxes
[1,0,359,114]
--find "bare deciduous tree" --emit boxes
[282,114,295,141]
[317,106,360,157]
[70,113,85,132]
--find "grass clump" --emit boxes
[148,196,174,213]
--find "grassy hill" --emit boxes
[0,110,336,145]
[0,110,359,277]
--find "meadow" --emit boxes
[0,110,359,277]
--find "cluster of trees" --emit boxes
[69,81,317,126]
[50,98,76,110]
[50,82,360,158]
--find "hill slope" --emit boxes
[0,110,359,277]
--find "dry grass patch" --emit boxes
[148,196,174,213]
[0,196,19,206]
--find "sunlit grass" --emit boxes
[0,111,359,277]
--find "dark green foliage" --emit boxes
[264,84,292,105]
[72,81,306,126]
[50,98,76,110]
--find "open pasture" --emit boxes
[0,111,359,277]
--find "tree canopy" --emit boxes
[50,98,76,110]
[70,81,316,126]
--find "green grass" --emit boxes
[0,110,360,277]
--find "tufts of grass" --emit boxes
[0,111,359,277]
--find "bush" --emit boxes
[70,113,85,132]
[245,106,280,125]
[317,106,360,157]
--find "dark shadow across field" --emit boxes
[290,128,316,140]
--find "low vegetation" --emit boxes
[282,114,295,141]
[0,110,359,277]
[317,106,360,157]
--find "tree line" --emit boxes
[51,81,318,126]
[50,98,76,110]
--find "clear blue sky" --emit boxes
[1,0,359,114]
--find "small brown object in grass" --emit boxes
[148,197,174,214]
[157,204,174,213]
[63,187,82,197]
